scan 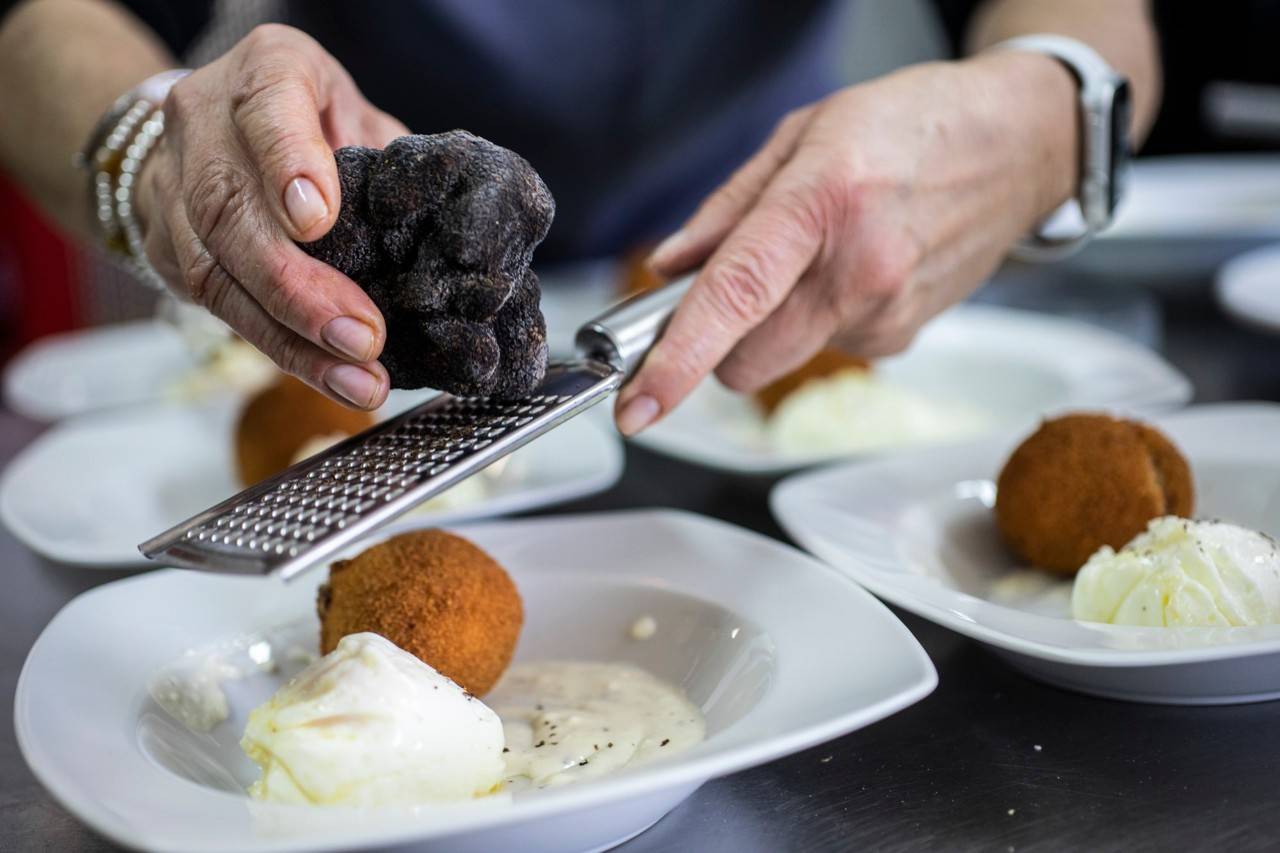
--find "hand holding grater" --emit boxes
[139,277,692,580]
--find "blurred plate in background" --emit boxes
[0,400,622,567]
[632,304,1192,475]
[1216,242,1280,335]
[4,321,201,421]
[1068,155,1280,284]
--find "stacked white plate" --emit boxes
[0,399,623,567]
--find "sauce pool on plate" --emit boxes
[490,661,706,789]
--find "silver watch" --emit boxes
[995,35,1133,261]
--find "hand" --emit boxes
[615,52,1078,435]
[135,24,409,409]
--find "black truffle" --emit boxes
[301,131,553,397]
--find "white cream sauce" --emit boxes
[489,661,705,789]
[149,654,242,732]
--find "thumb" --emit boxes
[232,59,341,242]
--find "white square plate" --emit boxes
[15,509,935,852]
[0,401,622,567]
[632,304,1191,474]
[771,403,1280,705]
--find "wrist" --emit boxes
[80,69,188,290]
[964,49,1079,227]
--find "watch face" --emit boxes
[1109,80,1133,214]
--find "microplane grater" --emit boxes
[139,277,691,580]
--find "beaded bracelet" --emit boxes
[78,70,190,291]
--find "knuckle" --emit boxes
[241,23,291,53]
[244,124,311,178]
[186,251,233,315]
[856,302,919,357]
[263,325,312,379]
[704,251,776,327]
[230,59,311,127]
[715,358,767,394]
[810,162,861,227]
[858,236,917,301]
[258,255,308,322]
[186,160,251,244]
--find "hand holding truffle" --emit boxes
[300,132,553,398]
[619,54,1083,435]
[133,25,408,409]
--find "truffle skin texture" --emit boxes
[317,529,523,696]
[302,131,553,398]
[234,375,374,486]
[301,147,380,280]
[994,413,1195,575]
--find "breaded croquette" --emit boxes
[754,349,872,415]
[995,413,1194,575]
[233,375,375,487]
[317,529,523,695]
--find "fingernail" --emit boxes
[322,316,377,361]
[648,229,688,269]
[616,394,660,436]
[284,177,327,234]
[324,363,380,408]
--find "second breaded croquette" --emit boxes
[317,529,523,695]
[754,349,872,415]
[234,375,374,487]
[995,413,1194,575]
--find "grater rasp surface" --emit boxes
[139,360,620,580]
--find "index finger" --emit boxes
[616,184,822,435]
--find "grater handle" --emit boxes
[574,275,694,374]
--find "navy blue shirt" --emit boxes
[0,0,986,261]
[288,1,846,261]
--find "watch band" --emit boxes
[993,35,1132,262]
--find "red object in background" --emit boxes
[0,170,82,363]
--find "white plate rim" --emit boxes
[14,508,937,853]
[0,403,625,568]
[771,402,1280,669]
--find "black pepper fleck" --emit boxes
[661,739,670,747]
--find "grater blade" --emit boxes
[139,360,619,580]
[139,275,693,580]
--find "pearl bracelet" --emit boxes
[80,70,190,291]
[114,107,168,291]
